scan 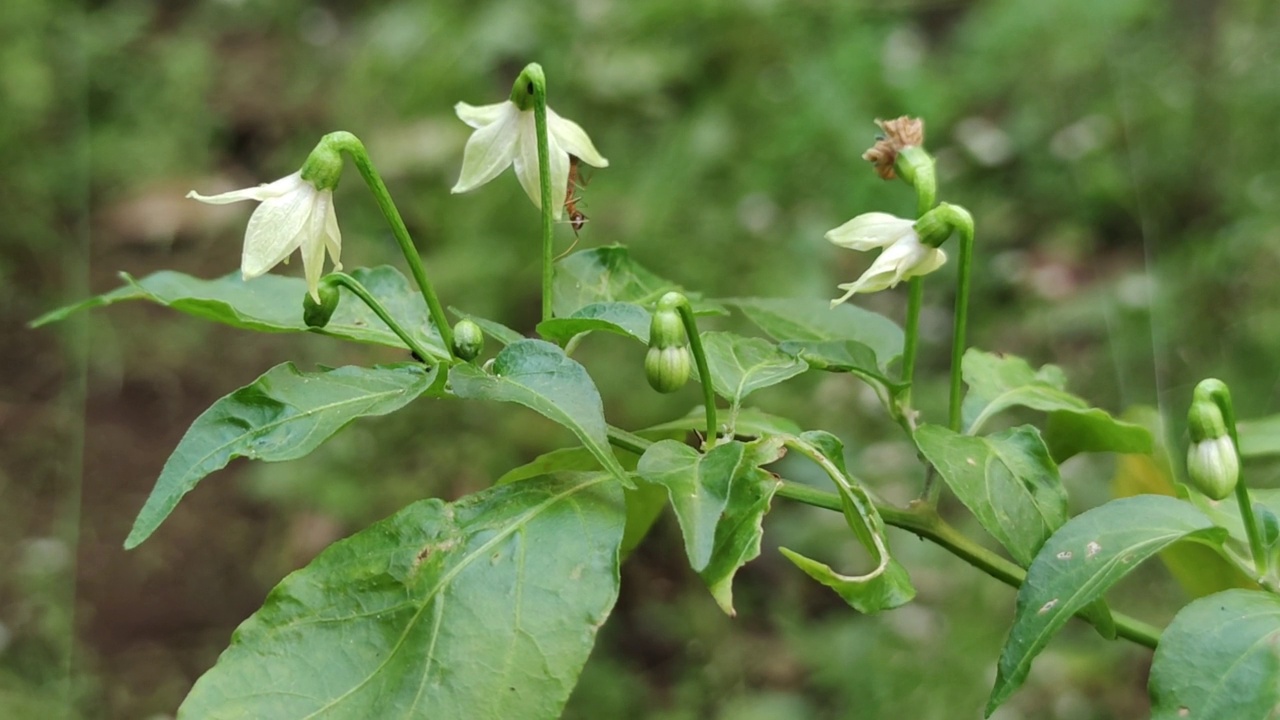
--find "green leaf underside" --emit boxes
[35,267,449,357]
[699,332,809,407]
[987,495,1226,716]
[178,474,625,720]
[641,406,804,439]
[634,437,786,614]
[126,363,438,549]
[916,425,1068,567]
[961,349,1151,461]
[552,247,725,318]
[448,308,525,347]
[536,302,651,345]
[725,297,904,368]
[449,340,631,488]
[778,339,901,387]
[1148,589,1280,720]
[780,431,916,613]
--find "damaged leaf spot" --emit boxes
[1038,599,1059,615]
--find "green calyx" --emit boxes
[650,292,690,349]
[915,203,974,249]
[302,276,341,328]
[300,135,345,191]
[895,145,936,206]
[509,63,546,112]
[1187,398,1228,443]
[452,319,485,361]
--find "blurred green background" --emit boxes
[4,0,1280,717]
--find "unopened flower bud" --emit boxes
[452,319,485,361]
[646,345,691,393]
[1186,399,1238,500]
[302,278,341,328]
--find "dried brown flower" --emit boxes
[862,116,925,180]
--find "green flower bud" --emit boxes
[302,280,341,328]
[645,345,691,393]
[1186,399,1237,500]
[650,292,689,349]
[452,319,485,361]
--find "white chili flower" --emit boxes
[826,212,947,307]
[451,100,608,218]
[188,171,342,302]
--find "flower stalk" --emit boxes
[319,131,455,358]
[324,272,448,363]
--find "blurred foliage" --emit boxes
[4,0,1280,717]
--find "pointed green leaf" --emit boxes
[34,267,449,357]
[1187,487,1280,556]
[987,495,1226,716]
[449,340,631,488]
[725,297,903,368]
[916,425,1068,567]
[126,362,438,550]
[961,349,1151,461]
[1148,589,1280,720]
[636,440,745,571]
[552,246,725,317]
[779,431,916,613]
[778,339,902,387]
[699,332,808,407]
[700,436,786,615]
[536,302,651,345]
[179,474,625,719]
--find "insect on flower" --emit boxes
[564,154,589,236]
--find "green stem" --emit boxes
[901,278,923,397]
[530,74,555,323]
[773,482,1161,649]
[1201,381,1268,578]
[948,214,974,433]
[673,299,718,442]
[323,131,455,358]
[326,272,447,363]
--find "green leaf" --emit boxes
[700,436,787,615]
[34,268,449,358]
[961,349,1151,461]
[1187,487,1280,554]
[536,302,651,345]
[987,495,1226,715]
[552,246,725,317]
[915,425,1068,567]
[1236,413,1280,458]
[493,445,664,560]
[699,332,808,408]
[640,406,804,439]
[178,474,625,719]
[636,440,743,571]
[449,340,631,488]
[778,339,902,387]
[126,362,438,550]
[449,308,525,347]
[779,431,916,613]
[725,297,903,368]
[1148,589,1280,719]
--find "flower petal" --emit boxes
[905,247,947,279]
[322,192,342,272]
[241,182,316,279]
[548,107,608,168]
[188,172,305,205]
[300,193,330,303]
[455,100,513,129]
[452,103,520,194]
[825,212,914,251]
[512,111,569,220]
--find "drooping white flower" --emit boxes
[826,212,947,306]
[451,100,608,218]
[188,171,342,302]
